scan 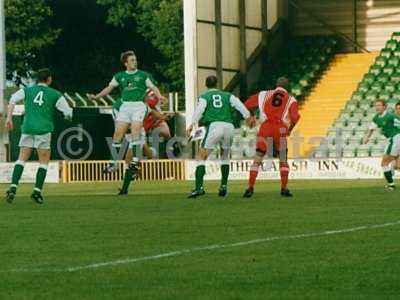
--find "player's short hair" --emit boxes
[375,99,387,106]
[206,75,218,88]
[396,101,400,107]
[36,68,52,83]
[276,77,289,90]
[120,50,136,64]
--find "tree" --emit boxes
[98,0,184,92]
[5,0,60,79]
[42,0,159,93]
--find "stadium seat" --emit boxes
[392,32,400,42]
[351,91,364,102]
[362,73,375,84]
[369,65,381,76]
[393,47,400,58]
[343,145,356,157]
[365,90,378,102]
[371,144,385,156]
[375,56,387,67]
[384,82,397,92]
[376,74,390,84]
[348,134,362,145]
[388,57,400,67]
[392,90,400,101]
[328,145,342,158]
[380,49,392,58]
[379,91,392,100]
[314,147,328,158]
[383,66,395,76]
[386,39,398,50]
[391,72,400,83]
[358,82,370,93]
[356,145,370,157]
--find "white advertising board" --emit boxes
[186,158,390,180]
[0,162,60,183]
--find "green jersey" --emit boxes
[372,111,400,138]
[112,98,123,112]
[22,84,63,135]
[198,89,236,125]
[111,70,156,103]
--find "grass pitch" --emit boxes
[0,180,399,300]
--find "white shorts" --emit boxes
[385,134,400,157]
[117,102,148,123]
[201,122,234,150]
[125,128,146,145]
[19,133,51,149]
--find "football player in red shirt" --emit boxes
[243,77,300,198]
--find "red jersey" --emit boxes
[244,87,300,126]
[245,88,300,154]
[144,90,161,132]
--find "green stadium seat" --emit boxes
[358,82,370,93]
[365,90,378,102]
[393,47,400,58]
[348,135,362,145]
[392,32,400,42]
[347,119,360,128]
[356,145,370,157]
[383,66,395,76]
[370,82,383,92]
[359,102,371,110]
[379,91,391,100]
[328,145,342,158]
[345,103,357,113]
[362,73,375,84]
[375,56,387,67]
[314,147,328,159]
[352,111,364,119]
[384,82,397,93]
[388,56,400,66]
[371,144,385,157]
[351,91,364,102]
[375,74,390,84]
[386,39,398,50]
[355,128,368,136]
[343,145,356,157]
[391,72,400,83]
[369,65,381,76]
[380,48,392,58]
[336,114,349,124]
[392,90,400,101]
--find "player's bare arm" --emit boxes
[88,85,115,100]
[5,103,15,130]
[5,89,25,131]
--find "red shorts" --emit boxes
[256,121,288,156]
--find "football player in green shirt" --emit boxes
[364,99,400,191]
[88,50,166,180]
[186,75,255,198]
[5,68,73,204]
[394,102,400,172]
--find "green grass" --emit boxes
[0,180,399,300]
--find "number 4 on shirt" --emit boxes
[33,91,44,106]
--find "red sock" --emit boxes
[248,164,259,188]
[280,162,289,189]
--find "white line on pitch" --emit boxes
[4,220,400,274]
